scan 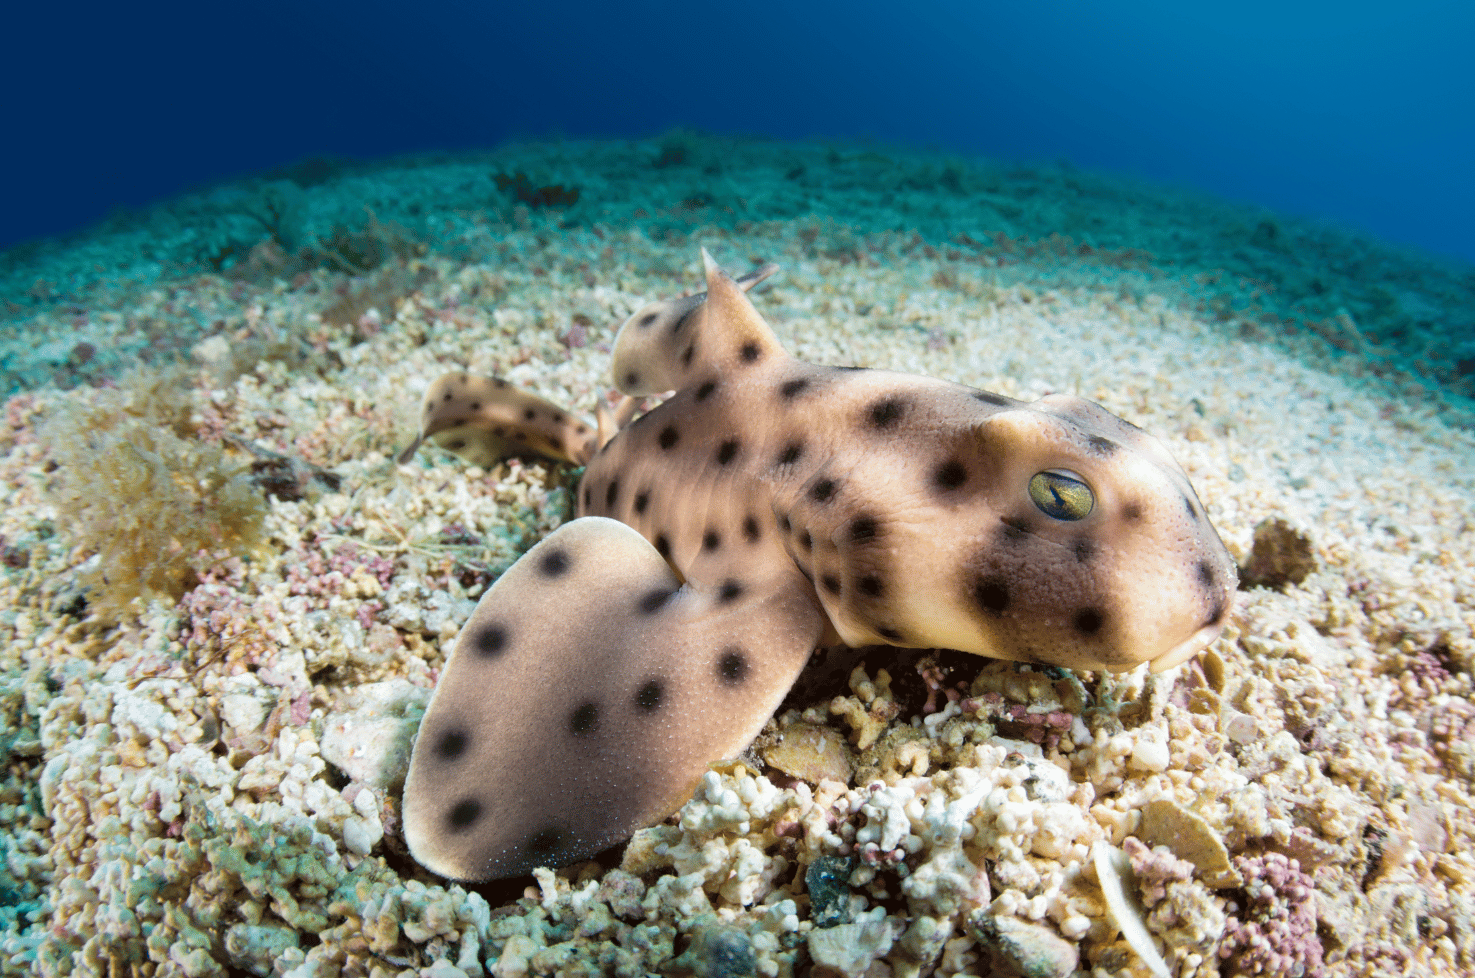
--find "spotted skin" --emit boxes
[396,376,596,469]
[399,249,1237,881]
[403,518,822,881]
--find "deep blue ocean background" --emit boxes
[3,1,1471,263]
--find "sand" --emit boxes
[0,134,1471,977]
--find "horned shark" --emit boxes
[396,250,1236,881]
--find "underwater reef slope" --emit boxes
[0,135,1472,977]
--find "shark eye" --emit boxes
[1028,470,1093,521]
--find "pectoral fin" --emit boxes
[401,516,825,881]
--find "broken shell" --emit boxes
[1092,840,1171,978]
[761,720,855,784]
[967,912,1079,978]
[1137,798,1242,888]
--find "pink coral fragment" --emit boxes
[1220,852,1324,978]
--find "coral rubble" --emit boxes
[0,135,1471,977]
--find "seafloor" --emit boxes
[0,134,1472,978]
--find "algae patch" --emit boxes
[41,369,269,621]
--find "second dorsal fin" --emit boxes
[610,249,782,397]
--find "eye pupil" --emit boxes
[1029,470,1093,520]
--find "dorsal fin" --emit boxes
[610,249,782,397]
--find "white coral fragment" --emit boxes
[807,906,901,978]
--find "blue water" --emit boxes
[3,1,1471,263]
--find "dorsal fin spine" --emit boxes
[700,247,786,362]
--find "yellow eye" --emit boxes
[1029,470,1094,521]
